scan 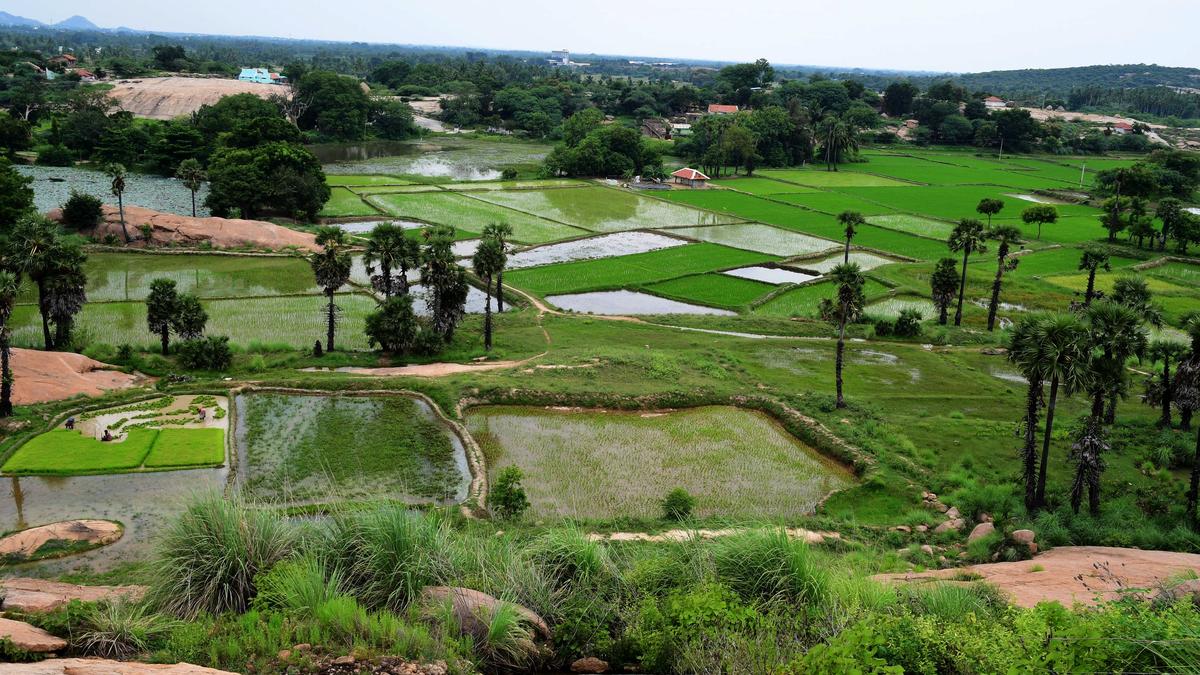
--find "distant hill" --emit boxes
[0,12,101,30]
[0,11,42,27]
[951,64,1200,96]
[54,15,99,30]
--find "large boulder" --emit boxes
[1,578,145,614]
[967,522,996,544]
[419,586,550,651]
[0,659,235,674]
[47,205,318,252]
[933,518,964,534]
[571,656,609,673]
[0,618,67,653]
[8,348,143,405]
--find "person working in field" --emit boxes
[65,417,75,430]
[198,407,207,422]
[101,428,113,442]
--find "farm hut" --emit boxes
[984,96,1006,110]
[671,167,710,188]
[1111,121,1134,135]
[707,104,739,115]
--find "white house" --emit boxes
[238,67,278,84]
[984,96,1006,110]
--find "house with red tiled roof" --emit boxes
[671,167,710,187]
[707,104,739,115]
[984,96,1006,110]
[1111,121,1134,135]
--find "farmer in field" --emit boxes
[198,407,207,422]
[65,417,75,430]
[101,428,113,442]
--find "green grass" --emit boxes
[320,187,384,217]
[505,243,777,296]
[849,152,1077,189]
[3,429,158,474]
[1044,272,1192,296]
[865,295,937,320]
[466,405,853,519]
[663,223,839,256]
[644,273,776,309]
[867,214,957,239]
[367,191,587,244]
[710,177,819,195]
[467,186,742,233]
[760,169,912,187]
[143,428,226,469]
[443,179,587,191]
[839,185,1103,234]
[1143,261,1200,288]
[1010,248,1140,277]
[239,394,462,504]
[773,191,897,215]
[326,175,415,187]
[350,184,444,195]
[753,279,890,318]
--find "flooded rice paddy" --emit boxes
[18,165,210,216]
[507,232,687,269]
[546,290,736,316]
[723,266,819,285]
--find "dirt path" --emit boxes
[304,352,548,377]
[588,527,841,545]
[874,546,1200,607]
[10,349,145,405]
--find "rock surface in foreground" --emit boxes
[1,578,146,614]
[0,659,235,674]
[0,520,122,560]
[0,618,67,653]
[47,205,318,252]
[9,348,142,405]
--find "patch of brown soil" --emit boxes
[0,659,236,674]
[587,527,840,545]
[10,348,143,405]
[874,546,1200,607]
[0,519,121,558]
[107,77,281,121]
[305,352,547,377]
[1,578,146,613]
[48,205,318,252]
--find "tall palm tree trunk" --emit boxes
[160,325,170,356]
[1161,361,1173,428]
[986,258,1004,331]
[1104,395,1118,425]
[382,261,393,300]
[843,239,851,263]
[117,193,130,243]
[938,304,948,325]
[1022,380,1040,510]
[190,190,197,218]
[496,269,505,313]
[398,263,410,296]
[835,318,847,408]
[953,248,970,326]
[0,329,12,418]
[1036,376,1060,507]
[483,274,493,351]
[1190,424,1200,528]
[1085,269,1097,307]
[36,279,52,351]
[325,289,336,352]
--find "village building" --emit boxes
[237,68,286,85]
[1111,121,1134,135]
[671,167,710,188]
[48,54,76,67]
[984,96,1007,110]
[70,68,96,82]
[707,103,739,115]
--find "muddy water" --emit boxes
[547,290,736,316]
[507,232,686,270]
[724,266,818,285]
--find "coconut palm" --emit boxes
[309,226,352,352]
[827,262,865,409]
[1069,416,1109,515]
[472,236,506,351]
[985,225,1022,332]
[947,219,988,327]
[1077,245,1111,307]
[836,211,864,263]
[1085,300,1147,424]
[930,258,959,325]
[176,158,206,218]
[1008,315,1047,510]
[0,270,21,418]
[819,117,856,171]
[1030,313,1093,507]
[975,198,1004,227]
[1145,339,1189,428]
[364,223,417,300]
[482,222,514,312]
[104,163,130,243]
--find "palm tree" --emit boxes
[309,226,352,352]
[930,258,959,325]
[976,198,1004,227]
[175,158,206,218]
[1031,313,1093,508]
[1177,318,1200,431]
[1146,339,1189,428]
[482,222,514,313]
[472,237,506,351]
[44,246,87,350]
[104,163,130,243]
[828,263,865,409]
[1077,245,1111,307]
[1069,416,1109,515]
[1008,315,1046,511]
[0,270,21,418]
[8,217,61,350]
[1085,301,1147,424]
[1111,275,1162,328]
[819,117,856,171]
[1189,422,1200,528]
[836,211,864,263]
[364,223,416,300]
[947,219,988,327]
[985,225,1022,332]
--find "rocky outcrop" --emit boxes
[47,205,318,252]
[0,659,235,674]
[571,656,610,673]
[419,587,550,655]
[9,348,144,405]
[1,578,146,614]
[0,520,122,560]
[967,522,996,543]
[0,617,67,653]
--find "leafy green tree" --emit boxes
[721,124,759,176]
[1008,315,1046,510]
[828,263,866,409]
[947,219,988,327]
[836,211,864,263]
[148,121,205,176]
[975,198,1004,227]
[146,278,179,355]
[1030,314,1093,507]
[985,225,1023,331]
[172,294,208,340]
[929,258,959,325]
[882,81,919,117]
[0,111,31,157]
[205,143,329,220]
[421,225,469,343]
[1021,205,1058,240]
[364,223,418,299]
[490,466,530,519]
[0,270,20,417]
[175,159,206,218]
[1078,245,1111,307]
[309,227,353,352]
[177,336,232,371]
[296,70,371,140]
[818,117,856,171]
[0,159,34,226]
[104,163,130,243]
[472,236,506,351]
[1145,340,1189,428]
[60,191,104,230]
[365,295,420,353]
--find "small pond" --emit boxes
[18,165,210,216]
[316,137,552,181]
[329,219,429,234]
[724,266,819,285]
[546,290,736,316]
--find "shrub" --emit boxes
[312,340,323,357]
[76,601,179,659]
[964,530,1003,563]
[327,507,453,611]
[894,309,923,337]
[500,168,519,180]
[710,529,828,606]
[150,494,294,618]
[529,527,615,588]
[660,487,696,522]
[489,466,530,520]
[254,555,344,613]
[60,191,104,229]
[35,144,73,166]
[177,336,233,371]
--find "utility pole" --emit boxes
[998,136,1004,161]
[1079,162,1086,188]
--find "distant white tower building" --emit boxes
[550,50,569,66]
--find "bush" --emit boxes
[177,336,233,371]
[529,527,615,588]
[35,144,73,166]
[894,309,924,337]
[254,555,344,613]
[60,191,104,229]
[500,168,519,180]
[76,601,179,659]
[660,487,696,522]
[489,466,530,519]
[710,529,828,606]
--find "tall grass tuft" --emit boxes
[710,528,828,606]
[151,494,294,618]
[907,582,1004,622]
[480,601,537,671]
[528,526,616,589]
[77,601,180,659]
[254,554,345,613]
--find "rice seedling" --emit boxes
[468,186,741,233]
[644,274,775,309]
[664,223,839,256]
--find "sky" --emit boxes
[7,0,1199,73]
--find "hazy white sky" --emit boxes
[8,0,1198,73]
